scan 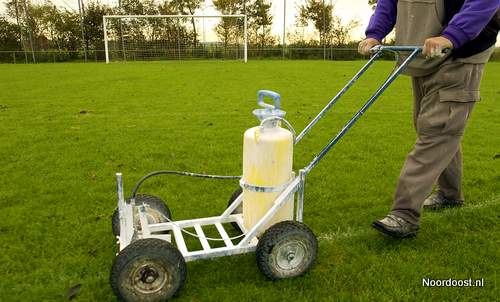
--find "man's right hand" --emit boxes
[358,38,381,55]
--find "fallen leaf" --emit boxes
[67,284,81,300]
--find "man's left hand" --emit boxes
[422,36,453,59]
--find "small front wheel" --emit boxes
[256,221,317,280]
[110,238,186,302]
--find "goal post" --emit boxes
[103,14,248,63]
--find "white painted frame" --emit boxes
[115,173,302,262]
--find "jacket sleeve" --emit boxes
[442,0,500,48]
[365,0,397,41]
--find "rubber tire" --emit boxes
[256,220,317,280]
[110,238,186,302]
[226,187,243,232]
[112,194,172,237]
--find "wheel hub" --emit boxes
[140,267,159,284]
[132,263,168,294]
[276,240,307,271]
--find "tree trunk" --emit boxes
[188,7,197,47]
[261,25,264,49]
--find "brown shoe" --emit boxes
[372,214,419,238]
[423,191,464,210]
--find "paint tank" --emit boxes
[242,90,294,235]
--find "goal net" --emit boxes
[103,15,247,63]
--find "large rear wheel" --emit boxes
[256,220,317,280]
[110,238,186,302]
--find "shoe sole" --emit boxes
[371,221,418,239]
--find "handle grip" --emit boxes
[370,45,451,55]
[370,45,422,53]
[257,90,281,110]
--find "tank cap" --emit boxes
[253,90,286,124]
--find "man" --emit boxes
[358,0,500,238]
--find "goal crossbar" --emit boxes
[103,14,248,63]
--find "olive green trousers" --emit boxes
[390,61,484,224]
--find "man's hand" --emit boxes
[422,36,453,59]
[358,38,381,55]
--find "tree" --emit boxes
[158,0,189,45]
[330,16,360,46]
[298,0,360,47]
[0,17,20,51]
[247,0,274,48]
[213,0,274,48]
[5,1,80,51]
[171,0,203,46]
[298,0,333,46]
[83,1,113,50]
[119,0,159,41]
[213,0,245,47]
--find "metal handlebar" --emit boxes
[257,90,281,110]
[370,45,422,53]
[297,45,422,173]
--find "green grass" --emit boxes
[0,60,499,301]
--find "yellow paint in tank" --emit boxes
[242,124,294,235]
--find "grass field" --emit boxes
[0,60,499,301]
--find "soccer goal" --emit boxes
[103,14,248,63]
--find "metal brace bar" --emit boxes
[184,243,257,262]
[194,224,211,251]
[172,224,188,255]
[149,234,172,242]
[235,215,247,233]
[220,193,242,218]
[238,177,300,246]
[117,173,135,251]
[296,169,306,222]
[138,205,150,237]
[149,214,240,233]
[215,222,234,247]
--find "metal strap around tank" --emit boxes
[303,47,422,174]
[239,178,292,193]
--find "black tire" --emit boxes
[226,187,243,232]
[256,220,317,280]
[112,194,172,237]
[110,238,186,302]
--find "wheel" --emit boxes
[112,194,172,237]
[256,220,317,280]
[110,238,186,302]
[226,187,243,231]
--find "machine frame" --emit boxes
[114,45,422,261]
